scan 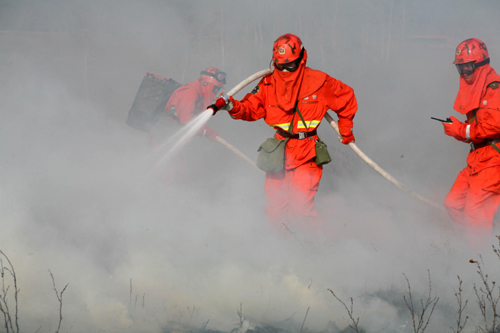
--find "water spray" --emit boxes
[156,69,273,171]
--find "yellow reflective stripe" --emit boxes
[297,120,321,129]
[269,123,291,130]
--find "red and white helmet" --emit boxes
[453,38,489,65]
[272,33,305,72]
[199,67,226,91]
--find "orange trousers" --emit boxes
[264,160,329,235]
[444,166,500,244]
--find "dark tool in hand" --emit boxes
[431,117,452,123]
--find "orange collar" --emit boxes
[454,64,500,114]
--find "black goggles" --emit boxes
[200,70,227,84]
[275,47,304,72]
[455,58,490,75]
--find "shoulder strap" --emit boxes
[288,102,298,133]
[295,103,309,130]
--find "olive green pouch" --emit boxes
[256,101,298,173]
[256,137,289,173]
[314,138,332,166]
[294,104,332,166]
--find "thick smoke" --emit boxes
[1,1,500,332]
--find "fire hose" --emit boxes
[214,68,443,211]
[214,136,263,173]
[323,113,443,211]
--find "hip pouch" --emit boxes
[315,138,332,166]
[256,137,289,173]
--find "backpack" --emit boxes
[126,72,181,132]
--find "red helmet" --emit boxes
[272,33,305,71]
[453,38,489,64]
[199,67,226,90]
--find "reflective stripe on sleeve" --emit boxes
[466,124,471,140]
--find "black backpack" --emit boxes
[126,72,181,132]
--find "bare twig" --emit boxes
[129,279,132,309]
[493,235,500,261]
[328,289,363,333]
[230,303,247,333]
[237,302,244,327]
[49,270,69,333]
[469,257,500,333]
[0,250,19,333]
[187,305,198,321]
[402,271,439,333]
[450,275,468,333]
[299,307,310,333]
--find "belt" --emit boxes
[277,128,317,139]
[470,138,500,151]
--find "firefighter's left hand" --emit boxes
[338,133,355,145]
[443,116,467,141]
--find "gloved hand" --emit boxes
[443,116,467,141]
[338,133,355,145]
[337,117,355,144]
[220,95,234,111]
[208,93,230,115]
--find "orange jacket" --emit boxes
[464,81,500,174]
[165,80,218,139]
[228,68,358,169]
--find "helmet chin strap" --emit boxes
[475,58,490,69]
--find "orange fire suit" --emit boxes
[444,80,500,236]
[228,69,358,231]
[149,80,218,146]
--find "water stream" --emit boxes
[154,109,213,169]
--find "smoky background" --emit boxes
[1,0,500,332]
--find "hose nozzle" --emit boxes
[208,93,229,115]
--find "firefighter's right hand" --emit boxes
[338,133,355,145]
[208,93,230,115]
[219,94,234,111]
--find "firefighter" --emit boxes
[443,38,500,242]
[148,67,226,147]
[215,33,358,234]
